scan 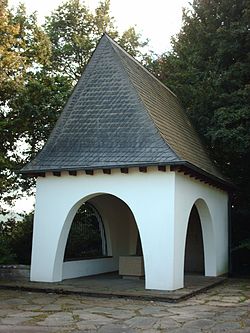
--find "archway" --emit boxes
[56,193,144,282]
[64,202,107,261]
[184,198,216,278]
[184,205,205,274]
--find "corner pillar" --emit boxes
[134,172,183,291]
[30,178,76,282]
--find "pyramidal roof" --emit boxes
[22,34,224,183]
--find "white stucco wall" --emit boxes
[31,167,228,291]
[62,258,116,279]
[90,195,138,258]
[173,172,228,288]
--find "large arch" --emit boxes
[54,192,145,283]
[184,198,217,278]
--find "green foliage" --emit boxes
[0,1,51,206]
[44,0,146,80]
[1,0,147,261]
[149,0,250,185]
[0,234,17,264]
[64,203,103,260]
[0,0,147,209]
[0,213,33,264]
[8,72,72,156]
[148,0,250,273]
[234,239,250,251]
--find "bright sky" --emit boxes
[9,0,191,54]
[7,0,190,213]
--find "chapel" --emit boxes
[22,34,229,290]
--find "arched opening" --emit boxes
[88,194,142,257]
[184,198,216,279]
[64,202,107,261]
[184,205,205,274]
[59,193,145,282]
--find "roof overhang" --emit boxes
[20,161,234,192]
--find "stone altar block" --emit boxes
[119,256,144,278]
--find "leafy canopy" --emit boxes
[149,0,250,187]
[148,0,250,253]
[0,0,147,210]
[44,0,146,80]
[0,0,51,206]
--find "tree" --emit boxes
[0,1,51,208]
[148,0,250,273]
[0,0,147,211]
[0,1,51,115]
[0,213,33,264]
[44,0,146,80]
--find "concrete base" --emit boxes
[0,273,227,303]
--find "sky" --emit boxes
[9,0,191,54]
[7,0,191,213]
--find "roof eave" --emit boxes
[19,160,233,191]
[170,161,234,192]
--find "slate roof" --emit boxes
[21,34,224,183]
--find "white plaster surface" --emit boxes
[173,173,228,288]
[89,194,138,258]
[62,258,116,279]
[31,167,228,291]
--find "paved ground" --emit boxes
[0,279,249,332]
[0,273,227,302]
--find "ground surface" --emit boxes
[0,279,249,333]
[0,273,227,302]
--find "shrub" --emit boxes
[0,213,33,265]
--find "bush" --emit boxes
[0,234,17,264]
[0,213,33,265]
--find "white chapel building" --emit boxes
[21,34,230,291]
